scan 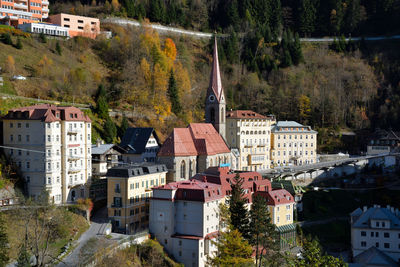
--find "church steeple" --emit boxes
[205,35,226,140]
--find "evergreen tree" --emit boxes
[119,115,129,138]
[39,32,47,43]
[15,37,22,50]
[344,0,361,33]
[0,216,9,266]
[298,0,316,37]
[207,229,253,266]
[229,174,250,240]
[103,116,117,143]
[331,37,341,52]
[2,33,12,45]
[167,69,182,115]
[95,84,109,120]
[16,244,30,267]
[149,0,166,23]
[339,35,347,52]
[55,41,62,55]
[291,33,303,65]
[250,195,279,266]
[281,50,293,67]
[270,0,282,37]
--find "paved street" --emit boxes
[56,207,109,267]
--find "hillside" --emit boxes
[0,23,391,152]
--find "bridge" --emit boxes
[259,153,399,181]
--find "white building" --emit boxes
[19,22,70,37]
[226,110,275,171]
[350,205,400,263]
[150,180,224,267]
[1,104,92,204]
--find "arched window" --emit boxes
[180,161,186,179]
[210,108,215,123]
[221,107,224,123]
[209,158,213,167]
[189,160,193,178]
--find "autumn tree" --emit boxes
[229,174,250,240]
[5,55,15,75]
[76,198,93,221]
[298,95,311,123]
[167,69,182,115]
[164,38,177,61]
[207,229,253,266]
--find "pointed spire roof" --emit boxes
[207,35,224,102]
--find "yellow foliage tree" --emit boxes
[164,38,177,61]
[298,94,311,123]
[36,55,53,77]
[5,55,15,75]
[111,0,120,11]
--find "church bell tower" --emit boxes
[205,36,226,140]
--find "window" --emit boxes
[180,161,186,179]
[286,215,290,221]
[18,135,21,142]
[130,209,134,216]
[26,162,30,169]
[384,232,389,238]
[63,17,70,21]
[115,184,120,193]
[26,123,29,128]
[371,232,374,237]
[277,216,280,223]
[47,177,51,184]
[10,123,13,128]
[286,205,290,210]
[10,135,13,142]
[78,26,84,30]
[384,243,390,249]
[382,222,385,227]
[361,231,366,236]
[361,241,366,247]
[26,135,30,142]
[376,242,379,248]
[179,240,182,246]
[18,123,21,128]
[47,135,51,142]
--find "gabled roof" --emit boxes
[206,36,224,102]
[120,128,160,154]
[158,123,230,157]
[353,246,398,267]
[106,163,167,178]
[2,104,91,122]
[255,189,295,206]
[226,110,268,119]
[91,144,125,155]
[351,206,400,229]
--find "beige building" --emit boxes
[271,121,317,167]
[49,13,100,39]
[1,104,92,204]
[107,163,167,233]
[226,110,275,171]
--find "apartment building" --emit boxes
[271,121,317,167]
[0,0,48,26]
[226,110,275,171]
[158,123,232,183]
[120,128,161,164]
[107,163,167,234]
[150,179,224,267]
[350,205,400,263]
[1,104,91,204]
[19,22,69,37]
[49,13,100,39]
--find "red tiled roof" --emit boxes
[154,179,224,202]
[2,104,91,122]
[254,189,295,206]
[191,167,272,203]
[158,123,230,157]
[171,234,203,240]
[226,110,267,119]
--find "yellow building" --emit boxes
[271,121,317,167]
[226,110,275,171]
[107,163,167,233]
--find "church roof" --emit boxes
[207,36,224,102]
[157,123,230,157]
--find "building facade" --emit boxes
[1,104,91,204]
[157,123,232,183]
[350,205,400,263]
[0,0,48,26]
[271,121,317,166]
[91,142,124,179]
[107,163,167,234]
[49,13,99,38]
[19,22,69,37]
[366,129,400,155]
[120,128,161,164]
[226,110,275,171]
[150,179,224,267]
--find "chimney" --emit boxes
[363,206,368,212]
[96,138,102,147]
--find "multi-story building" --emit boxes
[1,104,91,204]
[107,163,167,234]
[270,121,317,166]
[350,205,400,263]
[226,110,275,171]
[150,179,224,267]
[49,13,100,39]
[157,123,232,183]
[366,129,400,155]
[120,127,161,164]
[91,141,124,179]
[0,0,49,26]
[19,22,70,37]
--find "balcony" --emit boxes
[42,0,49,5]
[248,154,265,165]
[13,3,28,10]
[68,167,81,174]
[42,13,48,19]
[68,155,80,161]
[0,8,31,17]
[111,202,122,208]
[67,128,78,135]
[257,143,267,147]
[42,7,49,12]
[16,0,28,2]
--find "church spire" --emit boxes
[208,35,224,102]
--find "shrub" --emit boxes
[15,37,22,49]
[1,33,12,45]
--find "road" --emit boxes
[104,17,400,43]
[56,207,109,267]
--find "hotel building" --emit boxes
[49,13,100,38]
[0,0,48,26]
[1,104,92,204]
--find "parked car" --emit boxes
[12,75,26,80]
